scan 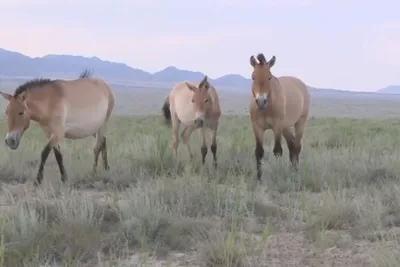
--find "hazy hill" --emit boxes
[377,85,400,94]
[0,48,395,94]
[0,48,252,87]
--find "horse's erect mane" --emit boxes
[13,78,54,98]
[13,69,93,98]
[79,69,92,78]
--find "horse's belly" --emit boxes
[64,108,107,139]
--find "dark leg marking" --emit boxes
[101,136,109,170]
[201,146,208,164]
[35,143,52,186]
[285,138,295,163]
[210,143,217,167]
[93,140,102,174]
[292,143,302,169]
[255,142,264,181]
[273,137,283,157]
[53,145,67,183]
[93,149,100,169]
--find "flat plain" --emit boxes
[0,79,400,266]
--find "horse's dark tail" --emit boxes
[79,69,93,78]
[161,95,171,126]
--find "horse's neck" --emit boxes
[270,78,283,100]
[26,95,46,123]
[269,80,284,111]
[210,93,220,112]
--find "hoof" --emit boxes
[290,160,299,171]
[61,175,68,183]
[273,145,283,157]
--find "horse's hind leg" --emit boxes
[101,136,109,170]
[282,127,297,168]
[53,145,67,182]
[92,132,109,171]
[171,113,181,161]
[293,115,308,166]
[92,127,107,175]
[92,136,102,176]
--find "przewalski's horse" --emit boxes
[161,76,221,166]
[249,53,310,182]
[0,70,115,186]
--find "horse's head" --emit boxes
[0,91,31,150]
[186,76,212,126]
[250,53,276,110]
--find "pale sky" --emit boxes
[0,0,399,91]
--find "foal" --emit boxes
[161,76,221,166]
[0,70,115,186]
[249,53,310,182]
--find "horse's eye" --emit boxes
[18,112,23,116]
[192,99,194,103]
[205,99,208,103]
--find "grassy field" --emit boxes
[0,80,400,266]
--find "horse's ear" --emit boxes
[199,76,210,91]
[186,82,198,91]
[250,56,257,67]
[268,56,276,68]
[0,91,12,101]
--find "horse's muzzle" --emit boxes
[255,98,267,110]
[194,112,205,127]
[194,118,204,127]
[5,130,21,150]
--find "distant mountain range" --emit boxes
[376,85,400,94]
[0,48,399,94]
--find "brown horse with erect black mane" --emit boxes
[0,70,115,186]
[249,53,310,182]
[161,76,221,166]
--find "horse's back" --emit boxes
[278,76,310,126]
[57,78,114,108]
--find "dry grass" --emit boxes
[0,80,399,266]
[0,115,399,267]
